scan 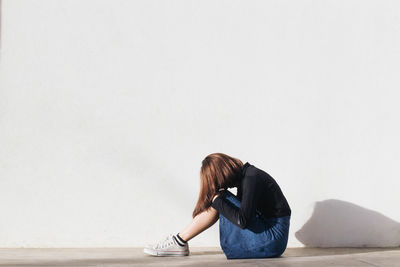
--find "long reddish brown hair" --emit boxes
[192,153,243,218]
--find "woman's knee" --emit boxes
[219,190,241,208]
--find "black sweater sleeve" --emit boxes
[211,176,261,229]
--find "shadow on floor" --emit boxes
[295,199,400,247]
[190,250,224,256]
[283,247,400,257]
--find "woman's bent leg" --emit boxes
[178,206,219,242]
[218,190,290,259]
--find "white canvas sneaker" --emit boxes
[143,233,189,256]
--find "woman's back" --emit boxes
[236,162,291,219]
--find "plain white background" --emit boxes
[0,0,399,247]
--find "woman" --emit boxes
[143,153,291,259]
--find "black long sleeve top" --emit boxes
[211,162,291,229]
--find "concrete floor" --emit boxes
[0,247,399,266]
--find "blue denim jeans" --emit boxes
[218,190,290,259]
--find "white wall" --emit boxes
[1,0,400,248]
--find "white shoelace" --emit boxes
[155,234,174,249]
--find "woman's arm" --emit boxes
[212,194,220,202]
[211,176,260,229]
[212,188,227,202]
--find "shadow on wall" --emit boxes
[295,199,400,247]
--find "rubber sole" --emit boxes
[143,247,189,257]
